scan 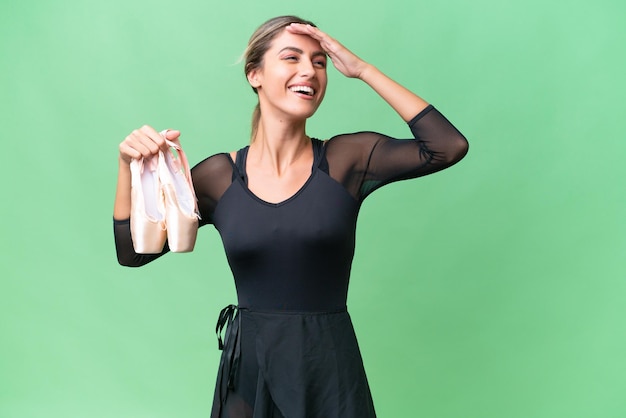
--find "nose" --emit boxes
[298,58,316,78]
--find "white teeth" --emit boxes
[289,85,315,96]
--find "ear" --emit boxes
[247,68,262,89]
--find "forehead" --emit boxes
[268,29,324,54]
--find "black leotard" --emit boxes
[113,105,468,417]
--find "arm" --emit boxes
[361,105,468,199]
[358,64,429,122]
[325,107,468,201]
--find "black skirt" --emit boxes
[212,306,377,418]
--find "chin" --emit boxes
[286,105,321,121]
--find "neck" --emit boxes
[250,115,310,176]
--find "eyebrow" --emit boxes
[278,46,327,58]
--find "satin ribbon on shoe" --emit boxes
[158,131,200,253]
[130,156,167,254]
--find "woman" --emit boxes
[113,15,468,418]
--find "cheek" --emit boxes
[266,68,293,90]
[319,73,328,93]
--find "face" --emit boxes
[247,29,328,121]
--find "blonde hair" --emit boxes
[243,15,317,141]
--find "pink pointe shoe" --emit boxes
[158,131,200,252]
[130,156,167,253]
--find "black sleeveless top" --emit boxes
[217,138,357,311]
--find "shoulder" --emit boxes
[192,152,232,168]
[191,152,234,178]
[323,131,390,158]
[325,131,390,145]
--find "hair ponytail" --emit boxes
[251,103,261,142]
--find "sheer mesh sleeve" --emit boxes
[191,153,236,227]
[324,105,468,201]
[113,153,235,267]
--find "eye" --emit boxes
[314,59,326,68]
[284,55,298,61]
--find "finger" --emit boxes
[287,23,326,43]
[120,136,151,162]
[163,129,181,141]
[286,24,346,63]
[138,125,169,152]
[130,129,161,156]
[286,22,313,34]
[119,141,143,162]
[139,125,167,145]
[119,141,137,160]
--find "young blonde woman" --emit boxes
[114,15,468,418]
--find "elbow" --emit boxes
[116,246,165,267]
[444,134,469,166]
[456,135,470,162]
[116,252,144,268]
[117,254,139,267]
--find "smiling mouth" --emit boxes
[289,85,316,96]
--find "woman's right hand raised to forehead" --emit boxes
[118,125,181,165]
[286,23,368,79]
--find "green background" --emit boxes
[1,0,624,417]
